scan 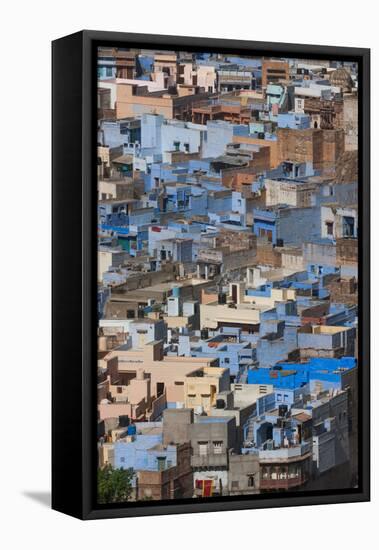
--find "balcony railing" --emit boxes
[260,475,307,490]
[259,442,311,462]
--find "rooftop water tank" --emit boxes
[218,292,227,304]
[172,286,180,298]
[127,424,137,436]
[119,415,129,428]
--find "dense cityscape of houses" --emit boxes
[96,47,359,502]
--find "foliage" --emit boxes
[97,464,134,504]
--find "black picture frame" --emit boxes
[52,30,370,520]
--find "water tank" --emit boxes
[172,286,180,298]
[201,328,209,340]
[119,415,130,428]
[218,292,226,304]
[127,424,137,436]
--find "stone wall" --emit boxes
[255,242,282,267]
[277,127,345,173]
[336,238,358,265]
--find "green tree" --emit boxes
[97,464,135,504]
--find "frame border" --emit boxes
[52,30,370,520]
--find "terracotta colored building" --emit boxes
[262,59,289,87]
[277,127,345,173]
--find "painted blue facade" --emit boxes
[114,433,163,471]
[248,356,356,390]
[256,328,298,369]
[277,113,311,129]
[114,437,178,473]
[191,340,255,377]
[253,206,322,246]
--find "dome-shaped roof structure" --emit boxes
[329,68,354,92]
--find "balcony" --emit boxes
[260,475,308,491]
[259,442,311,463]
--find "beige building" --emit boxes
[98,178,135,201]
[184,367,230,413]
[200,301,261,330]
[105,341,223,405]
[115,82,211,121]
[153,53,178,87]
[98,248,126,282]
[98,443,115,467]
[200,286,297,330]
[98,78,165,109]
[231,383,275,407]
[264,178,316,208]
[279,247,305,271]
[117,83,176,119]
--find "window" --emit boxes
[232,480,239,489]
[157,457,166,471]
[117,386,123,394]
[187,394,196,405]
[198,442,208,456]
[224,358,230,364]
[120,457,125,463]
[173,141,180,151]
[184,143,190,153]
[343,216,355,237]
[213,441,223,454]
[126,310,135,319]
[259,227,273,242]
[247,475,255,487]
[174,381,184,386]
[326,221,334,236]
